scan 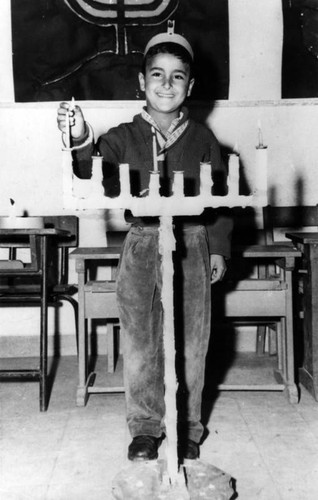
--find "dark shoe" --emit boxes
[128,435,161,461]
[182,439,200,460]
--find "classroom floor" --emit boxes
[1,354,318,500]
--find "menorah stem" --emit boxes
[158,215,182,486]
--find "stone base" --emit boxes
[112,459,236,500]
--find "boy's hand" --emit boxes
[57,101,86,140]
[210,254,227,284]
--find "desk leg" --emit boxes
[39,236,48,411]
[299,243,318,401]
[76,261,89,406]
[273,269,299,404]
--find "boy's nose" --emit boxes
[162,77,172,89]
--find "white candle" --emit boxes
[65,110,71,149]
[151,126,158,172]
[64,98,75,149]
[172,171,184,197]
[257,119,264,148]
[228,153,240,196]
[255,145,268,203]
[91,154,104,196]
[149,171,160,197]
[119,163,131,197]
[70,96,76,111]
[200,162,213,196]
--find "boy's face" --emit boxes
[138,53,194,119]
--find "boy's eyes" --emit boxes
[150,71,185,80]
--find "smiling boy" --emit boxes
[57,29,232,462]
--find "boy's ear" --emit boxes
[138,72,145,92]
[187,78,195,97]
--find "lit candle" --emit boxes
[255,144,268,203]
[172,171,184,197]
[65,110,71,149]
[149,171,160,197]
[200,162,213,196]
[257,119,264,148]
[91,153,104,196]
[119,163,131,197]
[228,153,240,196]
[70,96,76,111]
[151,126,158,172]
[64,97,75,149]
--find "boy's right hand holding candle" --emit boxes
[57,101,86,143]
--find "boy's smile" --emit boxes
[139,53,194,126]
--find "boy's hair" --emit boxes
[141,42,194,78]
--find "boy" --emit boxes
[57,29,232,462]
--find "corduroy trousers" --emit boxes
[116,224,211,443]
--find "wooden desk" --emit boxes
[70,247,123,406]
[286,232,318,401]
[0,227,70,411]
[71,242,302,405]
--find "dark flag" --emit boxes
[11,0,229,102]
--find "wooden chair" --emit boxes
[70,244,123,407]
[0,215,79,410]
[258,205,318,354]
[210,206,303,402]
[42,215,79,323]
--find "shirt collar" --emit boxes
[141,107,186,139]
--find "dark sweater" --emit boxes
[73,110,233,258]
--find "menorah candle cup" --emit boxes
[172,171,184,197]
[64,111,71,149]
[149,171,160,197]
[119,163,131,197]
[200,162,213,196]
[228,153,240,196]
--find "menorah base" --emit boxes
[112,459,236,500]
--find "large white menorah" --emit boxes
[62,142,267,489]
[62,145,268,213]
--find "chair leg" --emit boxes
[268,325,277,356]
[256,324,278,356]
[276,319,283,371]
[256,325,266,355]
[53,295,78,354]
[107,323,115,373]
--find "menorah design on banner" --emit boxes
[64,0,179,55]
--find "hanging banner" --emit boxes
[11,0,229,102]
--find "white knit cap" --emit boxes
[144,21,193,60]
